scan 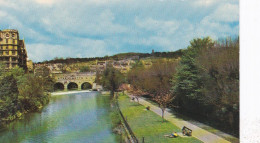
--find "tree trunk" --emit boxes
[162,109,165,123]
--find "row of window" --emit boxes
[4,63,18,68]
[0,57,17,61]
[0,51,17,55]
[5,33,16,38]
[0,39,16,44]
[0,46,18,50]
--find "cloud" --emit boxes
[0,0,239,62]
[0,10,7,17]
[135,17,180,36]
[34,0,56,5]
[210,3,239,22]
[26,37,110,62]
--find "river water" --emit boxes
[0,92,121,143]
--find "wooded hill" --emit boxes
[37,50,183,64]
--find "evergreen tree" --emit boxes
[172,37,214,112]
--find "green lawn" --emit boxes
[118,94,202,143]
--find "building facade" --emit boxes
[0,29,27,70]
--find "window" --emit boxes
[12,33,15,37]
[13,39,15,44]
[6,39,8,43]
[0,51,3,55]
[12,51,15,55]
[5,51,9,55]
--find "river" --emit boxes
[0,92,121,143]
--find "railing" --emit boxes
[115,101,139,143]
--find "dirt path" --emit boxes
[131,95,232,143]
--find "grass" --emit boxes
[118,94,202,143]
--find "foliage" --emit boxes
[0,75,19,120]
[18,74,50,111]
[101,65,125,96]
[171,37,239,135]
[128,59,178,94]
[152,90,175,122]
[128,59,178,122]
[34,66,55,92]
[79,66,90,72]
[37,50,182,64]
[0,66,52,124]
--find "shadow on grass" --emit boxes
[129,104,142,107]
[153,120,170,123]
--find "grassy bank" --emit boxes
[118,94,202,143]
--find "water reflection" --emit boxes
[0,92,120,143]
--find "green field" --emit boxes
[118,94,202,143]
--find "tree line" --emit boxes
[38,51,183,64]
[0,65,54,125]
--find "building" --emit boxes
[34,63,64,74]
[0,29,28,70]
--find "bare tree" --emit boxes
[152,90,176,122]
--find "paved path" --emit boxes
[131,95,231,143]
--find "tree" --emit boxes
[171,37,239,135]
[118,83,130,95]
[0,75,19,120]
[18,74,49,111]
[101,65,124,96]
[34,66,55,92]
[152,90,175,122]
[172,37,214,113]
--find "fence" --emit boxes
[115,102,139,143]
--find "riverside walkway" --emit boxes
[130,95,232,143]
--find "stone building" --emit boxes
[0,29,27,70]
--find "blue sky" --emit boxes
[0,0,239,62]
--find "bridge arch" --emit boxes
[54,82,64,91]
[67,82,78,90]
[81,82,92,90]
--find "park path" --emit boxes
[130,95,231,143]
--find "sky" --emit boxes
[0,0,239,62]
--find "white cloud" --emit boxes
[211,3,239,22]
[135,17,180,36]
[193,0,218,7]
[34,0,58,5]
[0,10,7,17]
[0,0,239,62]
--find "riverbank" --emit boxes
[0,92,50,126]
[117,94,202,143]
[51,90,92,96]
[125,93,238,143]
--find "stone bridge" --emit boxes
[53,72,96,91]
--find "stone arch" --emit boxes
[67,82,78,90]
[54,82,64,91]
[81,82,92,90]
